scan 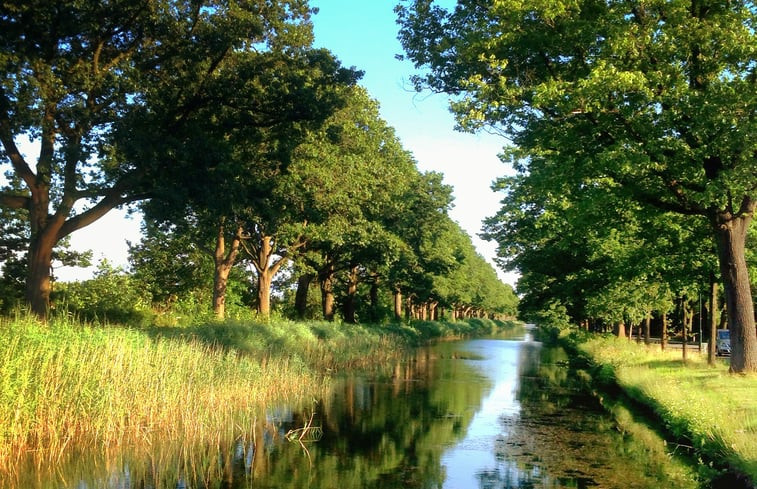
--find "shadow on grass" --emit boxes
[643,359,693,370]
[137,318,522,360]
[560,330,755,489]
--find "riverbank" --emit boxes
[0,313,517,483]
[550,327,757,488]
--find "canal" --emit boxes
[15,326,701,488]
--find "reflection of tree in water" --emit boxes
[11,337,697,489]
[255,345,491,489]
[37,345,490,489]
[480,343,697,489]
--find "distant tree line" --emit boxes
[0,0,517,324]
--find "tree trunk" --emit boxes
[294,274,314,319]
[368,275,380,322]
[212,259,230,320]
[429,301,438,321]
[6,121,128,319]
[708,275,719,366]
[320,263,335,321]
[393,288,402,321]
[343,265,359,324]
[253,235,287,318]
[682,300,689,363]
[25,167,65,318]
[257,271,273,318]
[719,304,728,329]
[25,227,57,318]
[661,312,668,351]
[615,321,626,338]
[712,206,757,373]
[643,312,651,345]
[211,220,243,320]
[369,281,378,310]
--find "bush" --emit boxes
[53,260,153,326]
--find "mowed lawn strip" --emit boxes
[574,333,757,483]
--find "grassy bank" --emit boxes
[554,328,757,486]
[0,313,514,480]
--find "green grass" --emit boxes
[564,331,757,484]
[0,313,517,481]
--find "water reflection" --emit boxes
[6,329,699,488]
[445,334,697,489]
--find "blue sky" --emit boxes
[57,1,517,285]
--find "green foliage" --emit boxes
[398,0,754,346]
[0,0,353,316]
[128,222,213,306]
[1,0,518,324]
[132,52,360,317]
[529,300,573,332]
[53,260,153,326]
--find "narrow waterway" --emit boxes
[15,327,700,488]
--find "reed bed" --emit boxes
[574,333,757,483]
[0,314,515,483]
[0,316,325,478]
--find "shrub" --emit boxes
[53,260,153,326]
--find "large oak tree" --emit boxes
[397,0,757,372]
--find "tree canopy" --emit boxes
[0,0,343,317]
[397,0,757,372]
[1,0,517,325]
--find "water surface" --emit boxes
[9,329,699,488]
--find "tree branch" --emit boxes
[222,225,244,269]
[736,195,755,219]
[0,90,36,187]
[0,193,30,209]
[57,187,135,239]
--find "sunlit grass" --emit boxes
[576,333,757,482]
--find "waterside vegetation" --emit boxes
[0,313,517,483]
[549,327,757,487]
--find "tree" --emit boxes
[427,222,516,320]
[0,191,91,312]
[127,221,214,309]
[0,0,320,318]
[54,259,151,325]
[133,46,357,319]
[278,87,420,321]
[384,171,457,318]
[398,0,757,372]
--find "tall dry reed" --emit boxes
[0,316,325,477]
